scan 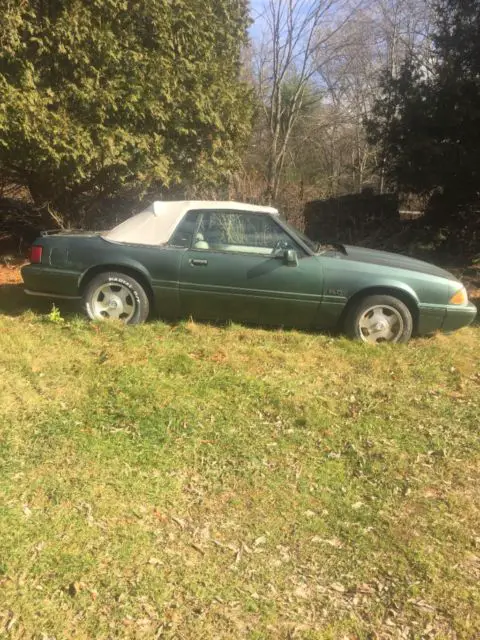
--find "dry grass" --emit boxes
[0,298,479,638]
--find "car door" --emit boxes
[177,209,324,328]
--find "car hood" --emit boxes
[340,245,459,281]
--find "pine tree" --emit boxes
[368,0,480,221]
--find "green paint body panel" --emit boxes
[178,249,323,327]
[21,215,477,335]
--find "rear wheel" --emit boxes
[344,294,413,344]
[83,272,149,325]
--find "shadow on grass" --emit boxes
[0,284,80,319]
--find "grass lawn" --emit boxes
[0,284,479,638]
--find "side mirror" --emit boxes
[284,249,298,267]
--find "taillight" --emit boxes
[30,245,43,264]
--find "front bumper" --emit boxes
[21,264,81,298]
[415,300,477,335]
[442,301,477,332]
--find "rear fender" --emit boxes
[78,260,153,299]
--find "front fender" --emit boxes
[319,268,423,329]
[343,278,451,336]
[348,278,420,304]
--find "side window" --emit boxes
[195,211,299,255]
[168,211,200,248]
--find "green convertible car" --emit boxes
[21,200,477,343]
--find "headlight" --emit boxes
[449,286,468,305]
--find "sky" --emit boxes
[249,0,266,40]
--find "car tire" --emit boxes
[344,294,413,344]
[83,271,150,325]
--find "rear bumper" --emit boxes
[442,302,477,332]
[21,264,81,298]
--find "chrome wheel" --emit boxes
[90,283,136,321]
[358,304,404,344]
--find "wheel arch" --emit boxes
[340,285,420,333]
[79,264,154,305]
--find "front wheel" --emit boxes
[344,294,413,344]
[83,272,150,325]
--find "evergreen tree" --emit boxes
[0,1,252,225]
[368,0,480,220]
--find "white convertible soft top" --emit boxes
[103,200,279,245]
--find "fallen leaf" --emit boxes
[148,558,163,566]
[171,516,186,530]
[5,614,16,632]
[356,583,374,594]
[136,618,153,627]
[142,602,158,618]
[199,524,211,540]
[293,584,309,598]
[311,536,343,548]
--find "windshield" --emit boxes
[280,218,319,253]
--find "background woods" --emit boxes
[0,0,479,259]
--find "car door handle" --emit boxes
[189,258,208,267]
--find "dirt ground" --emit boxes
[0,263,24,285]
